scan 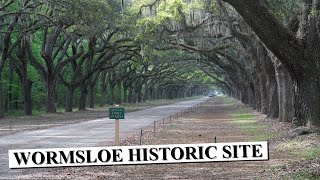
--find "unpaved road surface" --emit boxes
[101,96,269,179]
[0,97,208,179]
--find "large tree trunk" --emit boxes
[128,87,133,103]
[252,75,261,111]
[143,85,148,102]
[7,61,14,111]
[100,72,107,107]
[247,43,262,111]
[123,85,128,103]
[22,77,33,115]
[116,80,121,105]
[150,88,154,100]
[11,38,34,115]
[132,89,137,103]
[256,50,268,114]
[65,86,75,112]
[298,0,320,127]
[89,83,95,108]
[223,0,320,127]
[78,84,87,111]
[273,58,293,123]
[152,88,157,100]
[109,83,114,105]
[137,89,142,103]
[294,72,320,126]
[162,89,166,99]
[0,73,4,118]
[258,70,268,114]
[46,80,56,113]
[89,73,99,109]
[266,79,279,118]
[260,45,279,118]
[265,71,279,118]
[248,87,255,108]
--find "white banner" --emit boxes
[9,141,268,168]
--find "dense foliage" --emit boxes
[1,0,320,128]
[0,0,214,116]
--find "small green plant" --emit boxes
[280,172,319,180]
[310,9,320,17]
[253,131,283,141]
[278,140,320,159]
[233,113,256,119]
[222,96,234,104]
[231,112,282,141]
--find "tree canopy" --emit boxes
[1,0,320,128]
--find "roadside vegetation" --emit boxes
[228,97,320,179]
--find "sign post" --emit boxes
[115,111,119,146]
[109,105,125,146]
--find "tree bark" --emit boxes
[137,88,142,103]
[143,85,148,102]
[267,80,279,118]
[109,82,115,105]
[65,86,75,112]
[242,86,249,104]
[100,72,107,107]
[298,0,320,127]
[123,85,128,103]
[46,80,56,113]
[294,72,320,126]
[257,56,268,114]
[78,84,87,111]
[252,74,261,111]
[89,84,95,108]
[223,0,320,127]
[116,79,121,105]
[22,77,33,115]
[273,58,293,123]
[0,73,4,118]
[7,61,14,111]
[128,87,133,103]
[261,50,279,118]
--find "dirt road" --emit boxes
[97,96,268,179]
[0,97,208,179]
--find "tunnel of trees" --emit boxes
[0,0,319,128]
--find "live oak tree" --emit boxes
[0,0,21,117]
[27,0,119,113]
[221,0,320,126]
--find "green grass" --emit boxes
[253,131,283,141]
[277,140,320,159]
[222,96,235,104]
[231,112,283,141]
[233,113,256,119]
[280,172,319,180]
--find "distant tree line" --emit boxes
[0,0,211,117]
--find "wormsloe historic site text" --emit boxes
[9,142,268,168]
